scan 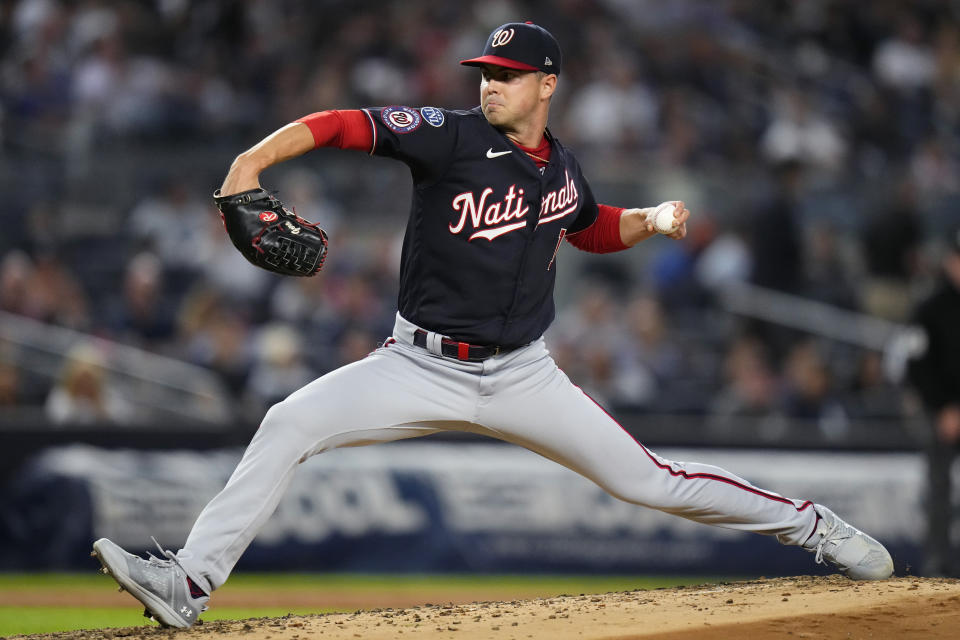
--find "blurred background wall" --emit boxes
[0,0,958,577]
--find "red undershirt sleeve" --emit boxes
[566,204,629,253]
[295,110,374,153]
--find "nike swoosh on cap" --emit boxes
[486,148,513,158]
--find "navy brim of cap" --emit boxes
[460,55,541,72]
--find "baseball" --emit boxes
[652,202,679,234]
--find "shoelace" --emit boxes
[145,536,179,566]
[812,519,853,566]
[146,537,209,611]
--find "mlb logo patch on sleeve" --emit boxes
[420,106,445,127]
[382,106,422,133]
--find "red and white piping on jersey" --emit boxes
[361,108,377,155]
[575,381,817,522]
[547,228,567,271]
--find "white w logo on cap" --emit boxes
[491,28,515,47]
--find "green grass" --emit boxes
[0,607,327,636]
[0,573,730,636]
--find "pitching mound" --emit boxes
[11,576,960,640]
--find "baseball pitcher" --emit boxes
[92,22,893,628]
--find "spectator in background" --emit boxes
[932,22,960,130]
[780,339,849,441]
[620,294,682,411]
[70,30,184,149]
[306,269,393,373]
[0,355,21,408]
[45,342,134,425]
[4,0,72,193]
[871,12,936,151]
[748,160,804,295]
[564,56,658,152]
[872,13,936,95]
[193,209,271,304]
[270,276,329,328]
[179,294,253,399]
[0,340,46,409]
[0,251,33,317]
[760,88,847,171]
[907,228,960,577]
[647,216,711,311]
[909,136,960,197]
[862,177,922,322]
[803,223,860,310]
[269,232,396,337]
[106,253,176,348]
[548,284,642,408]
[277,169,344,237]
[0,250,90,331]
[32,251,90,331]
[694,219,751,294]
[244,323,315,412]
[708,334,782,435]
[335,327,380,370]
[127,177,210,274]
[657,87,702,168]
[845,351,904,420]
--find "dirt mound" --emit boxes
[11,576,960,640]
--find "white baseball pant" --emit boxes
[177,313,818,591]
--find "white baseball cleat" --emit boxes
[804,505,894,580]
[91,538,209,628]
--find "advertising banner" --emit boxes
[0,443,939,574]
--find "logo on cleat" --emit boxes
[181,606,193,617]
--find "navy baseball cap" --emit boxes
[460,22,561,75]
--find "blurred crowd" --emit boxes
[2,0,959,432]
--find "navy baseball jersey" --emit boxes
[362,105,599,348]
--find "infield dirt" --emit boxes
[8,575,960,640]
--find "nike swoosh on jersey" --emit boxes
[486,148,513,158]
